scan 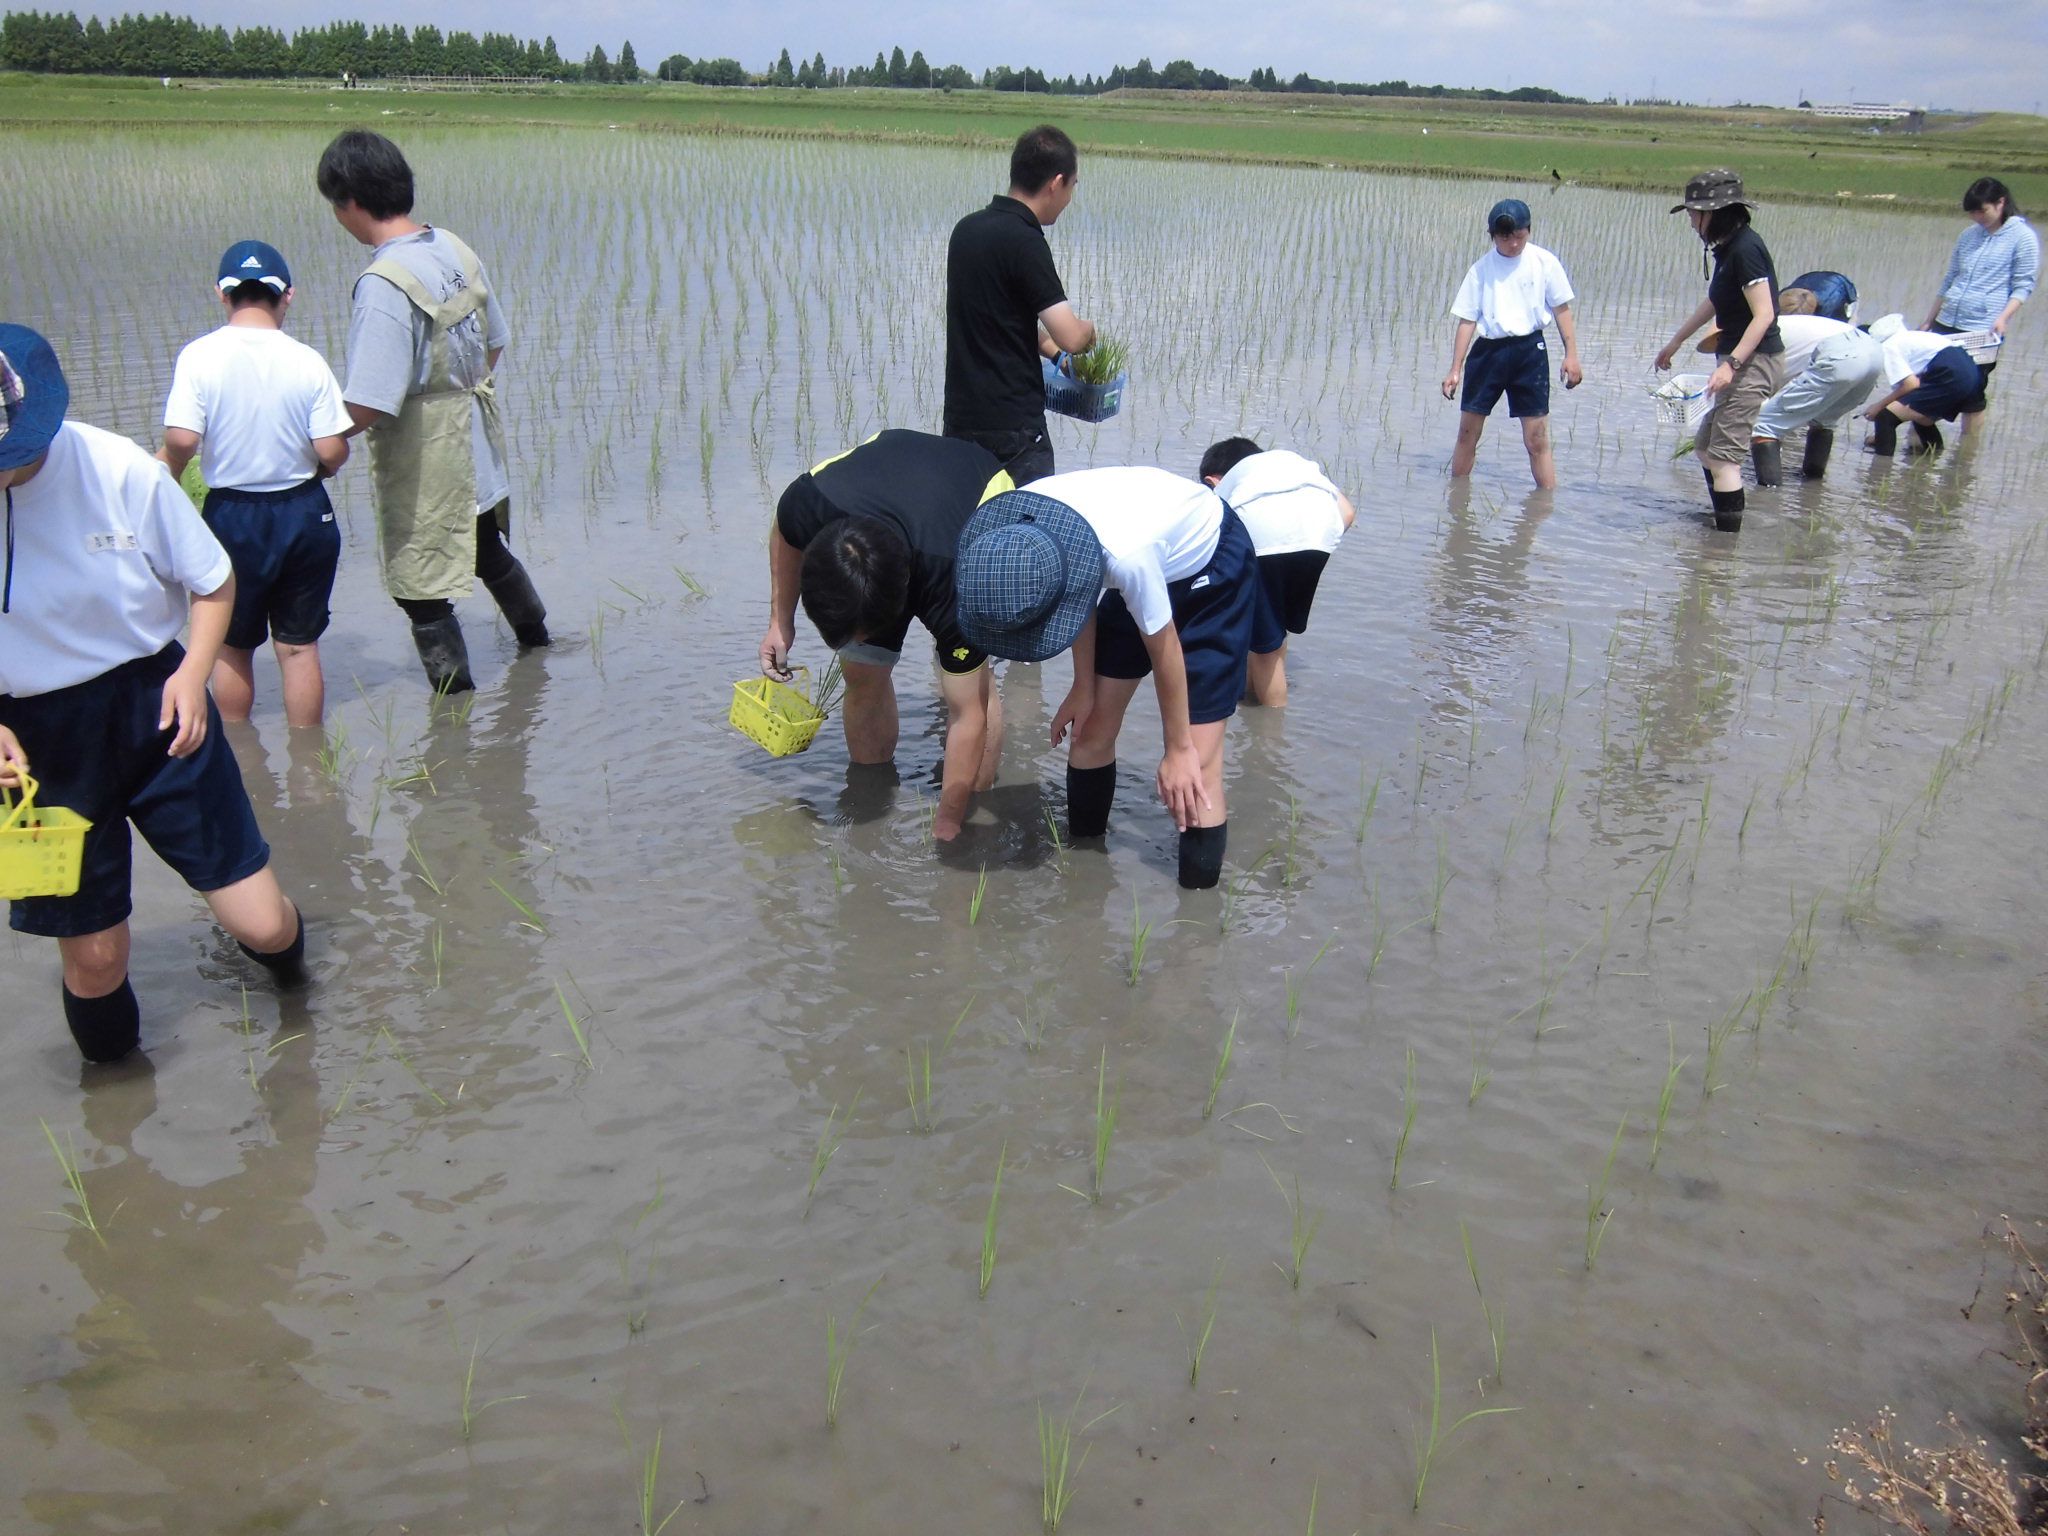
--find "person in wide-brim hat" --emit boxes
[1669,167,1757,215]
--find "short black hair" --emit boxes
[1010,125,1078,195]
[316,130,415,219]
[799,518,912,650]
[1963,176,2019,219]
[224,280,283,311]
[1199,437,1262,483]
[1703,204,1752,244]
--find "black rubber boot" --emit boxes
[410,616,475,694]
[64,980,141,1064]
[1750,437,1783,488]
[1870,412,1898,457]
[1801,426,1834,479]
[1066,762,1116,839]
[1709,486,1745,533]
[239,907,308,988]
[1910,422,1945,457]
[1178,823,1228,890]
[484,563,550,648]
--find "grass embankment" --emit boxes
[3,72,2043,209]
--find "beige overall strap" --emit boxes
[363,257,486,336]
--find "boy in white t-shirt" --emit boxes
[0,324,308,1065]
[1441,199,1584,488]
[159,241,350,727]
[955,467,1280,889]
[1198,437,1356,706]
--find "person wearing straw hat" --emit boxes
[1440,198,1584,489]
[157,240,351,729]
[0,324,308,1065]
[1654,169,1789,532]
[761,429,1014,842]
[954,467,1280,889]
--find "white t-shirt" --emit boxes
[163,324,350,493]
[1214,449,1347,558]
[1451,242,1575,340]
[1773,314,1857,377]
[1880,328,1957,387]
[1034,467,1222,637]
[0,422,233,697]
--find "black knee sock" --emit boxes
[1066,762,1116,839]
[1708,486,1745,533]
[1870,413,1899,457]
[1178,822,1228,890]
[239,907,308,988]
[1912,421,1945,455]
[64,980,141,1063]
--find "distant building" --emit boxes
[1805,101,1925,130]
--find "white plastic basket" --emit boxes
[1650,373,1715,428]
[1943,329,2004,366]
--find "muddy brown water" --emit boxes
[2,130,2044,1533]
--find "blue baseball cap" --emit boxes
[0,323,70,472]
[216,239,291,294]
[1487,199,1532,234]
[955,489,1105,662]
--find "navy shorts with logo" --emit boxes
[202,478,341,649]
[2,644,271,938]
[1903,345,1987,423]
[1254,550,1331,638]
[1460,331,1551,418]
[1093,509,1280,725]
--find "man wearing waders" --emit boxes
[317,130,549,693]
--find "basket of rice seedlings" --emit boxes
[1044,336,1130,423]
[0,770,91,900]
[729,659,845,757]
[1649,373,1715,428]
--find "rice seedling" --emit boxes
[328,1035,376,1122]
[1355,762,1383,843]
[1738,780,1760,849]
[1545,762,1569,839]
[1460,1220,1506,1383]
[1428,826,1453,933]
[1468,1029,1494,1106]
[39,1118,106,1245]
[458,1328,527,1440]
[618,1171,665,1333]
[1043,808,1067,870]
[552,982,596,1070]
[486,877,545,933]
[829,844,845,893]
[1389,1046,1419,1191]
[1281,794,1305,886]
[1410,1326,1520,1510]
[1127,890,1155,986]
[376,1027,449,1109]
[405,835,446,897]
[1648,1028,1687,1170]
[906,1001,969,1133]
[1703,990,1752,1097]
[1259,1154,1323,1289]
[1219,843,1275,935]
[1203,1009,1240,1121]
[428,922,445,989]
[314,719,352,781]
[1584,1113,1629,1270]
[979,1138,1008,1297]
[1038,1380,1119,1533]
[824,1272,885,1429]
[1017,1001,1048,1054]
[1282,933,1336,1037]
[1061,1047,1123,1203]
[671,564,709,597]
[804,1090,860,1217]
[1068,335,1130,385]
[1303,1478,1320,1536]
[1175,1259,1224,1386]
[968,864,989,925]
[612,1407,686,1535]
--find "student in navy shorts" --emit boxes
[0,325,307,1065]
[955,467,1278,889]
[159,241,350,727]
[1863,319,1987,457]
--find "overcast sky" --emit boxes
[162,0,2048,114]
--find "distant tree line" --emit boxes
[0,12,1580,101]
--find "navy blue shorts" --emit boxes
[202,478,340,649]
[1900,346,1986,424]
[2,645,271,938]
[1093,509,1278,725]
[1460,332,1551,418]
[1928,324,1994,414]
[1255,550,1330,638]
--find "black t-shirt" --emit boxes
[944,195,1068,433]
[775,429,1007,666]
[1708,225,1784,356]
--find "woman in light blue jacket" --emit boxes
[1922,176,2039,433]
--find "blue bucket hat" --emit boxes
[1487,198,1532,234]
[216,239,292,294]
[0,323,69,472]
[955,489,1105,662]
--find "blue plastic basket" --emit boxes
[1043,358,1126,424]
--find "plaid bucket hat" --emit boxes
[0,323,69,472]
[955,489,1105,662]
[1671,168,1755,214]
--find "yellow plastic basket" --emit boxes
[729,669,828,757]
[0,771,92,900]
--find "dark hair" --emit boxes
[224,280,283,311]
[1963,177,2019,220]
[316,130,415,219]
[1010,125,1078,195]
[1703,204,1752,244]
[1199,437,1262,483]
[799,518,912,650]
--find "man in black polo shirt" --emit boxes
[759,430,1014,841]
[943,124,1097,486]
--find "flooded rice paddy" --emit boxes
[2,129,2045,1534]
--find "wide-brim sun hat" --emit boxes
[955,489,1105,662]
[1671,168,1756,214]
[0,323,69,472]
